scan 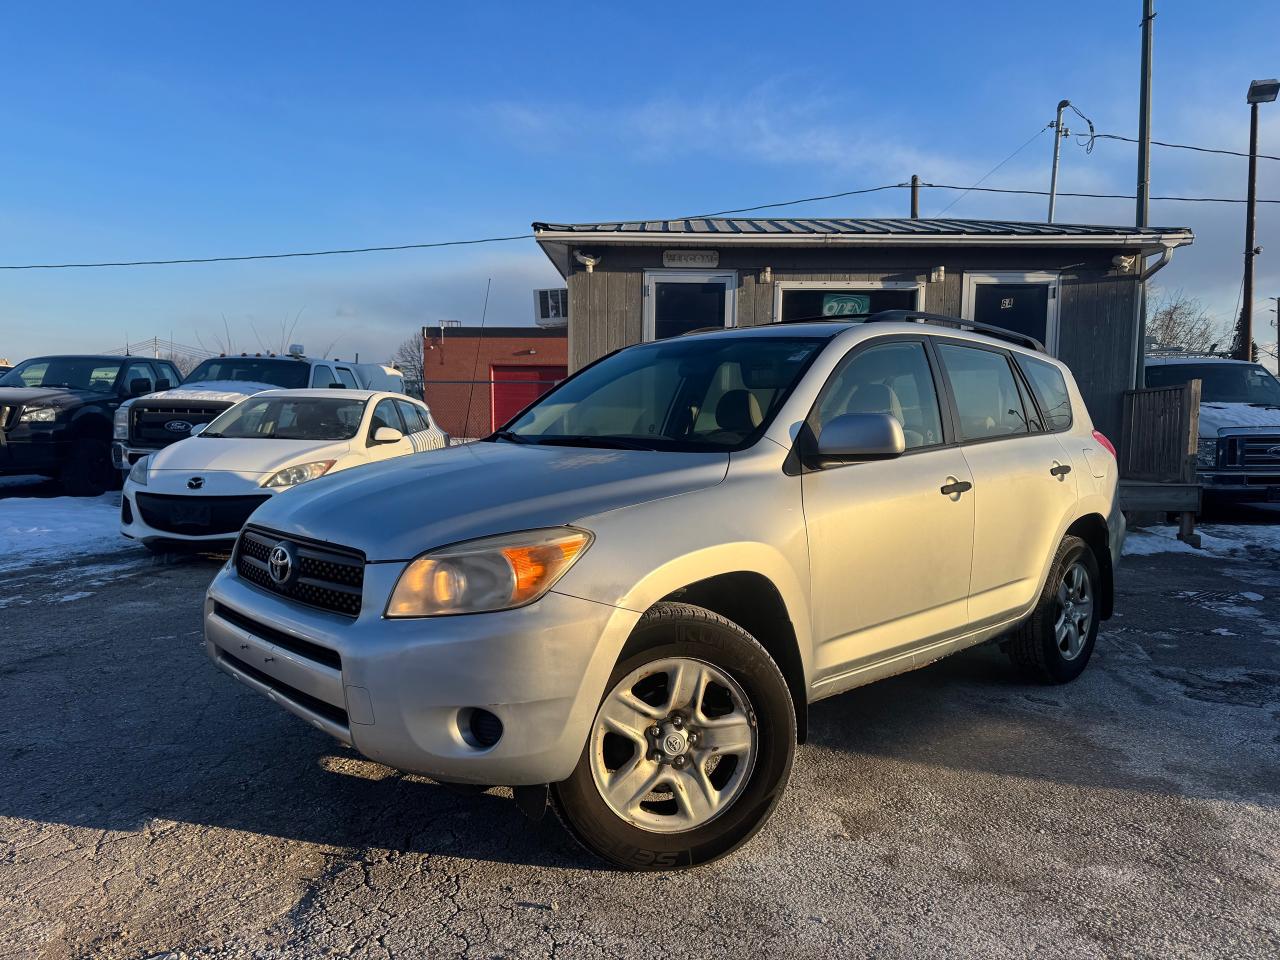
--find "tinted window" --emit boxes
[123,362,155,393]
[184,358,309,389]
[1016,355,1073,430]
[780,287,917,321]
[814,341,944,449]
[203,397,366,440]
[506,336,826,452]
[938,344,1030,441]
[0,357,123,392]
[396,400,427,432]
[1145,361,1280,405]
[335,366,360,389]
[156,362,182,387]
[370,399,404,436]
[311,366,338,388]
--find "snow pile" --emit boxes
[1123,523,1280,558]
[0,493,135,572]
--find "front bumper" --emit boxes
[0,436,69,476]
[203,564,640,785]
[1198,470,1280,502]
[121,473,275,543]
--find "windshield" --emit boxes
[203,396,366,440]
[0,357,122,392]
[184,357,310,389]
[498,335,827,451]
[1146,362,1280,405]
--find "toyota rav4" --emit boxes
[203,311,1123,870]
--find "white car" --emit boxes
[122,390,447,549]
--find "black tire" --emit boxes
[551,601,796,871]
[1007,534,1101,683]
[61,436,117,497]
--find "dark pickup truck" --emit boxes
[0,355,182,496]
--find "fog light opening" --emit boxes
[458,707,503,750]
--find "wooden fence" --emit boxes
[1119,379,1201,483]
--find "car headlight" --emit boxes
[261,459,337,488]
[18,405,57,423]
[113,406,130,439]
[1196,438,1218,467]
[129,456,150,486]
[386,527,593,617]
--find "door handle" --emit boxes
[1050,463,1072,478]
[940,479,972,496]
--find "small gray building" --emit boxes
[533,217,1194,445]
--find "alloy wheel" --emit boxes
[1054,560,1094,661]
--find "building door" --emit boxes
[961,271,1060,352]
[490,364,567,430]
[643,270,737,341]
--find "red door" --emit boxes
[490,365,567,430]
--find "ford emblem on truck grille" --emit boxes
[268,542,297,585]
[165,420,193,433]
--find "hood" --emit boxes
[135,380,278,405]
[148,436,351,474]
[1198,402,1280,436]
[247,440,730,561]
[0,385,104,409]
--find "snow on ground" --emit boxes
[1123,523,1280,558]
[0,493,137,572]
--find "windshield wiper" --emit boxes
[534,435,659,451]
[488,429,537,444]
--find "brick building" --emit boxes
[421,325,568,439]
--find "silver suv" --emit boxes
[204,312,1124,870]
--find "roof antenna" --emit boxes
[462,278,492,439]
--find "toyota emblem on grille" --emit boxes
[1268,445,1280,457]
[187,476,204,490]
[268,542,297,585]
[164,420,193,433]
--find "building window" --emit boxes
[773,280,924,322]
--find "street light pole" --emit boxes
[1236,79,1280,361]
[1047,100,1070,223]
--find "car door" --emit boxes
[802,339,975,681]
[934,342,1079,629]
[365,398,413,461]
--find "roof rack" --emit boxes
[778,309,1047,353]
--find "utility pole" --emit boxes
[1133,0,1155,390]
[1047,100,1070,223]
[910,174,920,218]
[1235,80,1280,358]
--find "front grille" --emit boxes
[135,492,270,535]
[1240,436,1280,468]
[217,649,349,729]
[129,400,231,449]
[213,601,342,670]
[235,526,365,617]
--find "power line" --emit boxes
[1082,131,1280,162]
[0,234,535,271]
[680,183,907,219]
[935,125,1051,216]
[921,181,1280,204]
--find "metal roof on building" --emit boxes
[533,216,1190,240]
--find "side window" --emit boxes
[369,399,404,440]
[937,344,1030,441]
[122,362,155,394]
[1015,355,1073,431]
[311,365,338,388]
[813,341,944,450]
[156,362,181,388]
[396,400,426,432]
[335,366,360,389]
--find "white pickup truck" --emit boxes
[1145,355,1280,503]
[112,351,404,470]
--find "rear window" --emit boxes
[1015,355,1073,431]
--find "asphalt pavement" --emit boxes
[0,519,1277,959]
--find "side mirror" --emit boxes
[372,426,404,444]
[189,423,207,437]
[155,378,172,391]
[812,413,906,467]
[129,378,152,397]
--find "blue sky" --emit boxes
[2,0,1279,365]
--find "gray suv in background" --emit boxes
[203,311,1123,870]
